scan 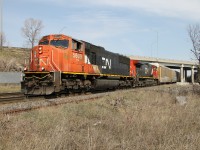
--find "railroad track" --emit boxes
[0,84,180,114]
[0,92,108,114]
[0,92,25,104]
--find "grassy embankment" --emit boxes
[0,85,200,150]
[0,47,30,92]
[0,47,30,72]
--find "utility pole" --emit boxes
[152,30,159,60]
[0,0,3,51]
[151,29,159,59]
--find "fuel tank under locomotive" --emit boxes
[93,79,119,90]
[93,79,132,90]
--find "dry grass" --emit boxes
[0,84,21,93]
[0,85,200,150]
[0,47,30,72]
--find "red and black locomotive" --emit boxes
[21,34,178,95]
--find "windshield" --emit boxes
[39,40,49,45]
[50,40,69,48]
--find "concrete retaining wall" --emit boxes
[0,72,23,83]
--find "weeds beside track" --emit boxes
[1,84,200,150]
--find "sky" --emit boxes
[2,0,200,61]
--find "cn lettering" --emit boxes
[102,57,111,69]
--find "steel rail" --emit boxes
[0,92,25,104]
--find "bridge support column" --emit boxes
[191,65,195,83]
[180,64,184,83]
[184,69,187,82]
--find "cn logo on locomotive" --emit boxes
[102,57,111,70]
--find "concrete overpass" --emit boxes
[129,56,198,83]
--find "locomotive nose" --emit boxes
[31,45,50,71]
[38,46,49,71]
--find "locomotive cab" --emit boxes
[28,34,85,73]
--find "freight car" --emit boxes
[150,63,179,83]
[21,34,179,95]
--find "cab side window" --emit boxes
[72,40,82,51]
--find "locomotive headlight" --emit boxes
[38,46,42,50]
[38,46,43,54]
[41,67,45,71]
[24,67,27,71]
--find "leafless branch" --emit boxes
[187,24,200,64]
[21,18,44,48]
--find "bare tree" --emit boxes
[187,24,200,64]
[0,32,6,47]
[21,18,44,48]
